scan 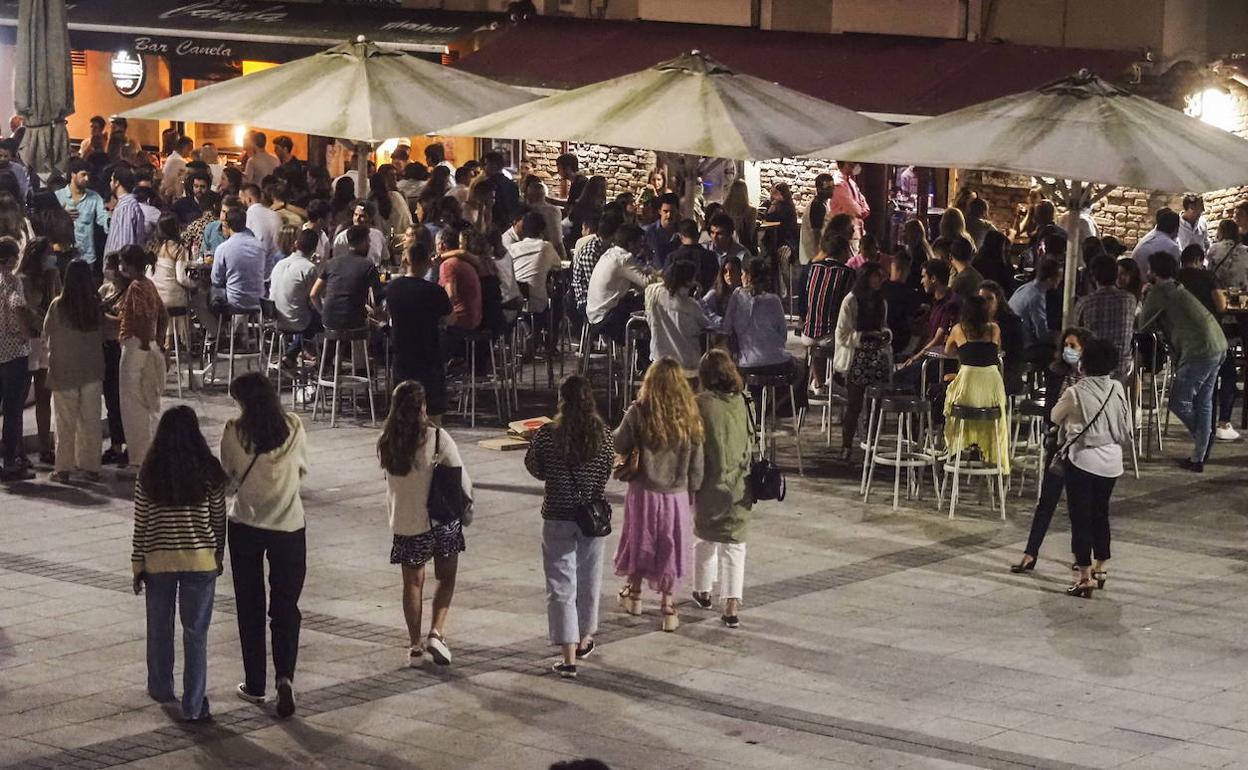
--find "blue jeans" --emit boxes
[1169,354,1224,462]
[145,571,216,720]
[542,520,604,646]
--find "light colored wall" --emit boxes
[69,51,172,148]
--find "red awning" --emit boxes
[458,17,1142,117]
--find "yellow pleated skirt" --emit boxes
[943,364,1011,474]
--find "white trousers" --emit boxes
[119,338,164,467]
[692,537,746,601]
[52,382,102,473]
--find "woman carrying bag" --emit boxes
[524,375,615,678]
[613,358,704,632]
[690,350,753,628]
[833,263,892,463]
[220,372,308,719]
[378,381,471,667]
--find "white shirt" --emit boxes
[1132,228,1181,273]
[508,237,562,312]
[530,201,567,257]
[302,222,331,263]
[244,150,279,185]
[644,282,710,372]
[1064,209,1098,244]
[268,250,318,331]
[332,227,389,265]
[161,151,188,198]
[1178,215,1210,255]
[448,184,470,204]
[586,246,651,325]
[385,427,471,536]
[246,202,283,265]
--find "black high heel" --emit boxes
[1010,556,1036,574]
[1065,581,1094,599]
[1092,571,1107,589]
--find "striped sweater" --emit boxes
[131,481,227,576]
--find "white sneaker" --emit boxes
[408,646,425,668]
[426,633,452,665]
[1216,424,1240,441]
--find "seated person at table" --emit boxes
[438,231,484,357]
[881,250,919,356]
[210,206,266,313]
[702,255,742,324]
[800,232,856,389]
[978,280,1026,395]
[381,242,453,424]
[508,211,562,314]
[894,258,962,393]
[200,195,239,259]
[586,224,652,345]
[723,259,805,408]
[1009,255,1063,364]
[269,227,323,365]
[645,260,713,374]
[670,219,720,297]
[707,213,749,267]
[310,225,382,333]
[331,200,390,265]
[943,296,1009,472]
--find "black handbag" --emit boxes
[569,462,612,538]
[427,429,472,526]
[742,394,785,502]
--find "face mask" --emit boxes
[1062,346,1081,366]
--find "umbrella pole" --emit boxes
[1061,180,1084,328]
[357,142,371,200]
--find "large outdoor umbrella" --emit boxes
[15,0,74,181]
[122,36,536,196]
[435,50,889,161]
[810,71,1248,321]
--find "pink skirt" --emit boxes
[613,482,692,595]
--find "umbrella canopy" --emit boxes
[435,50,888,161]
[809,71,1248,193]
[122,37,536,145]
[15,0,74,180]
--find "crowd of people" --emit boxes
[0,124,1243,723]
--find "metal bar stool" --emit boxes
[861,394,940,510]
[623,314,649,405]
[805,337,839,448]
[1133,331,1168,459]
[312,327,376,427]
[455,329,508,427]
[1010,398,1048,498]
[206,305,263,387]
[165,306,193,398]
[745,371,805,476]
[940,403,1009,521]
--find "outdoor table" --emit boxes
[920,349,957,396]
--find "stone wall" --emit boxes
[755,157,839,215]
[523,140,657,199]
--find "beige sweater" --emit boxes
[613,403,704,494]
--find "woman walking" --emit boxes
[220,372,308,719]
[44,260,105,482]
[378,381,471,667]
[130,406,227,722]
[1053,339,1131,597]
[833,262,891,463]
[691,351,753,628]
[99,251,129,467]
[112,245,167,469]
[613,358,704,632]
[525,375,615,678]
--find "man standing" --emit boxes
[107,117,143,160]
[104,166,151,254]
[555,153,587,210]
[482,151,520,227]
[1177,194,1210,255]
[79,115,107,157]
[643,193,681,270]
[424,142,454,175]
[331,201,389,265]
[799,173,835,267]
[243,131,280,186]
[669,219,719,295]
[241,183,282,270]
[211,207,267,312]
[827,161,870,247]
[1073,256,1137,380]
[0,140,30,201]
[1132,207,1182,273]
[272,136,304,180]
[1138,251,1227,472]
[965,198,997,249]
[161,136,193,199]
[56,158,110,268]
[800,233,856,388]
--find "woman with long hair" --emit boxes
[702,255,742,322]
[1115,257,1143,301]
[0,190,33,251]
[943,295,1009,473]
[691,350,753,628]
[378,381,471,667]
[721,179,756,253]
[833,262,891,461]
[524,375,615,678]
[17,238,61,465]
[567,175,608,253]
[939,207,977,255]
[112,244,167,469]
[370,164,412,238]
[972,230,1016,294]
[424,164,452,200]
[462,176,496,235]
[613,358,704,632]
[220,372,307,719]
[99,250,130,466]
[131,406,227,723]
[902,218,934,290]
[330,176,356,230]
[645,259,712,373]
[44,260,105,482]
[638,167,668,208]
[148,214,195,350]
[978,280,1026,395]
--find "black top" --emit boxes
[385,276,452,375]
[996,311,1027,394]
[491,173,521,228]
[950,265,983,303]
[1178,267,1220,318]
[319,254,382,331]
[881,280,918,354]
[957,339,999,367]
[524,423,616,521]
[971,256,1016,295]
[566,174,588,210]
[669,243,720,295]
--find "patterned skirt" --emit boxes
[390,521,466,568]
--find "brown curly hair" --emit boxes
[637,358,703,449]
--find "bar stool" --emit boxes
[805,337,839,447]
[165,306,194,398]
[861,394,940,510]
[745,371,804,476]
[858,384,895,494]
[1134,331,1169,459]
[312,327,376,428]
[579,323,622,417]
[206,305,263,387]
[259,299,308,410]
[454,329,508,428]
[1010,398,1048,498]
[622,315,649,404]
[940,404,1008,521]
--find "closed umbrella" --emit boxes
[123,36,536,196]
[810,71,1248,320]
[15,0,74,181]
[435,50,888,161]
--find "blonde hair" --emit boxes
[636,358,703,449]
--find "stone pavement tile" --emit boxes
[914,716,1007,744]
[975,728,1141,767]
[1144,739,1245,768]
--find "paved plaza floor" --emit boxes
[0,386,1246,770]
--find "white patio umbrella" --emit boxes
[810,71,1248,322]
[15,0,74,181]
[122,36,536,196]
[435,50,889,161]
